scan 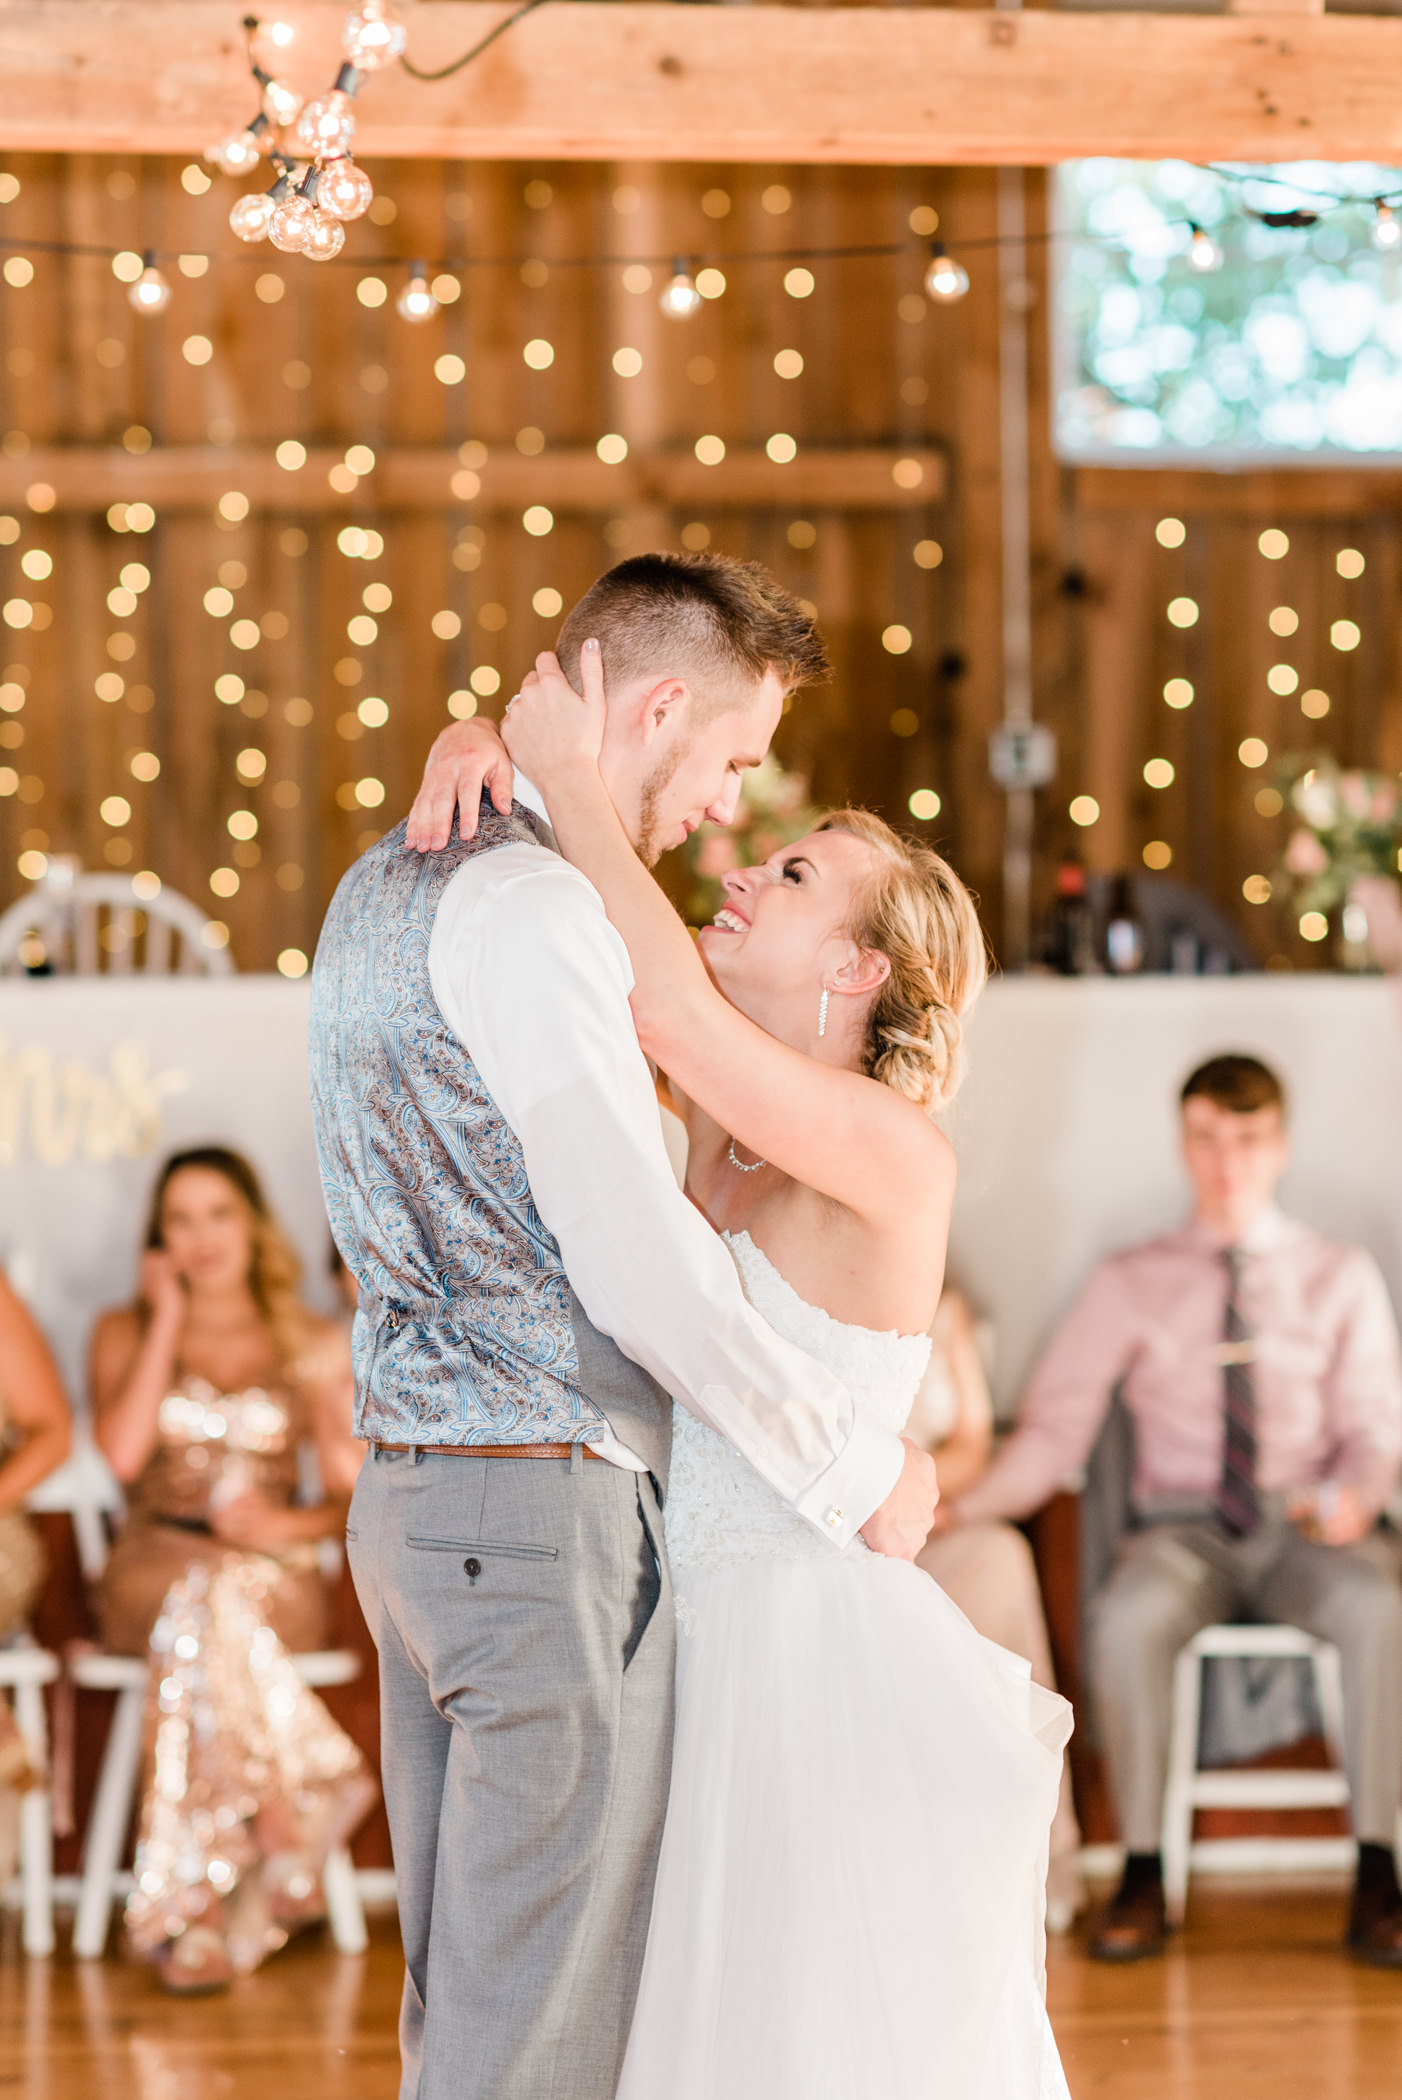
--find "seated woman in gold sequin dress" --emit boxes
[90,1146,375,1995]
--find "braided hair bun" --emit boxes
[815,810,987,1116]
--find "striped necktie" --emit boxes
[1216,1246,1259,1537]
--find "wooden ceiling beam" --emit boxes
[0,443,945,511]
[0,4,1401,164]
[1075,466,1402,516]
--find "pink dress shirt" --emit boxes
[957,1208,1402,1526]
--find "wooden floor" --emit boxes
[1,1887,1400,2098]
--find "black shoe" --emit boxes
[1348,1883,1402,1968]
[1088,1873,1168,1963]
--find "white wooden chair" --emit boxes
[70,1646,367,1959]
[1161,1622,1402,1926]
[0,1642,61,1956]
[0,858,233,976]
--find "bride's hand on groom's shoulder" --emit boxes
[501,641,607,788]
[405,717,515,852]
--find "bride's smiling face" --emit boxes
[698,829,887,1041]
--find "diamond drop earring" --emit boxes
[817,986,830,1038]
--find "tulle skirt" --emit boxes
[617,1551,1074,2100]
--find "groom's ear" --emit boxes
[636,677,690,744]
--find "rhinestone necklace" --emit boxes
[727,1139,767,1173]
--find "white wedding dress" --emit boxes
[617,1231,1073,2100]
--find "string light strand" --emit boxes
[399,0,549,83]
[2,167,1399,311]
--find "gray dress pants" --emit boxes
[1089,1513,1402,1852]
[348,1445,674,2100]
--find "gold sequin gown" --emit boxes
[97,1374,371,1970]
[0,1509,43,1647]
[0,1426,47,1813]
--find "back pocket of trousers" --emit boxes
[406,1535,558,1561]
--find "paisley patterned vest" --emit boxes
[309,805,671,1485]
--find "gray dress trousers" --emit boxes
[349,1444,674,2100]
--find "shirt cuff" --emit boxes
[791,1411,905,1550]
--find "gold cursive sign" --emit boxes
[0,1034,188,1166]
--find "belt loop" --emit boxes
[570,1442,584,1476]
[411,1446,424,1465]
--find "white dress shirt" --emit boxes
[426,779,903,1548]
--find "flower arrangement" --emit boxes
[1279,758,1402,916]
[679,756,821,927]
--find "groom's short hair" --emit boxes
[556,552,832,710]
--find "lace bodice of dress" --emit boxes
[665,1231,932,1572]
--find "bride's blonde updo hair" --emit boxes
[815,809,988,1117]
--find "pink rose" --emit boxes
[1285,828,1329,876]
[1341,772,1372,821]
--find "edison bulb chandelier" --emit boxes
[212,6,405,258]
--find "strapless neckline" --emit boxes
[723,1229,933,1351]
[664,1230,931,1573]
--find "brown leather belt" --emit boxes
[374,1441,603,1461]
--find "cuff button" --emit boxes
[825,1507,843,1528]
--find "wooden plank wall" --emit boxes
[0,149,1398,972]
[0,151,960,968]
[1065,466,1402,969]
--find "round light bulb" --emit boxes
[229,190,275,243]
[343,5,408,71]
[397,265,439,322]
[659,269,702,322]
[318,156,374,221]
[303,211,346,262]
[260,76,303,128]
[924,246,970,303]
[207,127,264,178]
[128,261,172,314]
[1187,224,1223,273]
[294,88,356,155]
[269,192,317,255]
[1373,201,1402,252]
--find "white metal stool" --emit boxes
[1160,1622,1395,1926]
[71,1647,368,1959]
[0,1645,61,1955]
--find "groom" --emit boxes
[310,552,937,2100]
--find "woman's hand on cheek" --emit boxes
[501,641,607,788]
[141,1250,186,1328]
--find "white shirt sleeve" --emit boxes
[428,841,904,1547]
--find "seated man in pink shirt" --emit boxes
[951,1053,1402,1965]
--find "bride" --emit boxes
[407,644,1072,2099]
